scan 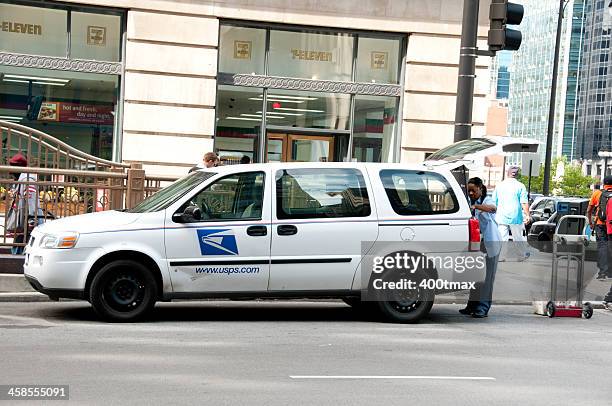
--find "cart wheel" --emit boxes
[582,303,593,319]
[546,301,556,318]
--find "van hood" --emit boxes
[35,210,142,234]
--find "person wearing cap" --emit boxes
[6,153,43,254]
[587,175,612,280]
[492,166,531,262]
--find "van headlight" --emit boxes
[40,232,79,249]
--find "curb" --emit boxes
[0,274,34,293]
[0,292,53,302]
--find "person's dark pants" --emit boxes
[605,285,612,303]
[10,235,24,255]
[466,255,499,314]
[595,225,609,276]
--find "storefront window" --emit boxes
[356,37,401,84]
[0,3,68,57]
[216,23,404,164]
[268,29,353,81]
[266,89,350,131]
[352,95,398,163]
[70,12,121,61]
[0,66,119,160]
[215,85,263,163]
[219,26,266,75]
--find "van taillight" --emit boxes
[469,218,481,251]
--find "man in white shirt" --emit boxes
[492,166,531,261]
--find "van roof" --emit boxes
[196,161,439,173]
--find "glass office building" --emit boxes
[573,0,612,161]
[507,0,584,164]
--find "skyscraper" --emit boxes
[573,0,612,162]
[491,51,512,100]
[507,0,584,164]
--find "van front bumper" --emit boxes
[23,241,102,295]
[25,275,85,300]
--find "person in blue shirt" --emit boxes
[492,166,531,261]
[460,177,502,318]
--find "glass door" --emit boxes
[287,134,334,162]
[267,133,288,162]
[266,133,335,162]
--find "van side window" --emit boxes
[276,168,370,219]
[380,170,459,215]
[186,172,265,221]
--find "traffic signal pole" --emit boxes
[454,0,480,143]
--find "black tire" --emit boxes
[546,301,556,318]
[582,303,593,319]
[90,260,157,322]
[372,266,435,323]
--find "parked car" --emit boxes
[526,196,557,232]
[527,197,591,253]
[24,163,484,323]
[528,193,544,207]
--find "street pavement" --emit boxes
[0,301,610,405]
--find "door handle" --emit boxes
[247,225,268,237]
[277,225,298,236]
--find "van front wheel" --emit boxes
[90,260,157,322]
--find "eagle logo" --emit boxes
[196,229,239,256]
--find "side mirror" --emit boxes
[172,205,202,223]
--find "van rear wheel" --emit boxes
[90,260,157,322]
[373,267,435,323]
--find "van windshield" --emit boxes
[127,171,215,213]
[427,139,496,161]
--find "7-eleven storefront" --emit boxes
[1,0,491,176]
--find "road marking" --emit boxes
[290,376,496,381]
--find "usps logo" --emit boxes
[197,229,239,256]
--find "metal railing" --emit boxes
[0,120,179,251]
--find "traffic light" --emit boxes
[488,0,524,52]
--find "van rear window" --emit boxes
[380,170,459,215]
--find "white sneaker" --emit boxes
[604,302,612,311]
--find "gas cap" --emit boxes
[400,227,416,241]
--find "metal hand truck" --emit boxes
[546,215,593,319]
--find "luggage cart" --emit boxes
[546,215,593,319]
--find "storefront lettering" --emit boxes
[1,21,42,35]
[291,49,332,62]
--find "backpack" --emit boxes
[597,190,612,222]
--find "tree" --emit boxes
[518,157,596,197]
[556,163,597,197]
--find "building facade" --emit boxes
[1,0,492,176]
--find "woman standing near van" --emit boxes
[460,177,502,318]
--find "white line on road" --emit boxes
[290,376,496,381]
